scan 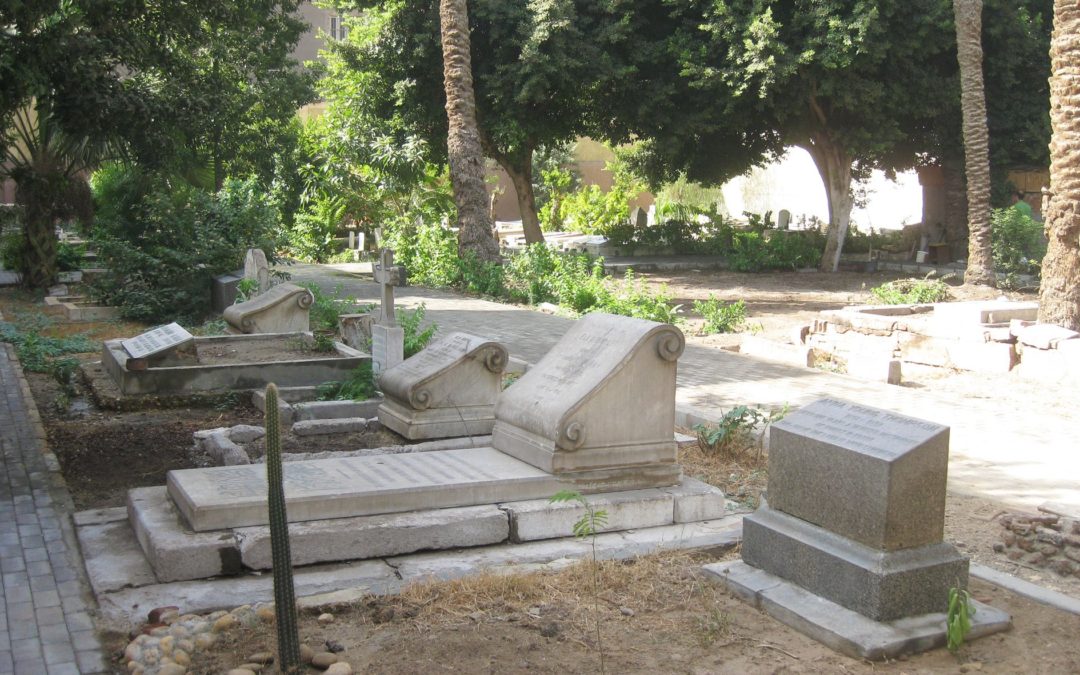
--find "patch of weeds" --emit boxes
[316,362,376,401]
[234,278,260,303]
[187,319,228,336]
[297,282,370,333]
[693,297,747,334]
[694,404,788,460]
[311,332,337,353]
[696,608,732,646]
[870,275,950,305]
[0,315,95,373]
[398,303,437,358]
[214,391,243,412]
[947,586,975,653]
[502,372,521,389]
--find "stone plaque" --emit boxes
[122,323,195,360]
[766,398,950,550]
[167,447,561,531]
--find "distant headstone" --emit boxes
[123,322,195,360]
[740,398,967,621]
[378,332,508,439]
[777,209,791,230]
[630,206,648,229]
[243,248,270,295]
[223,282,314,334]
[492,313,685,493]
[371,249,406,376]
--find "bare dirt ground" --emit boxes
[5,274,1080,673]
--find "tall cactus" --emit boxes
[265,383,302,673]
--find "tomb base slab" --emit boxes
[704,560,1011,661]
[378,398,496,440]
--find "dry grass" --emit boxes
[677,430,768,510]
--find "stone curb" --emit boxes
[970,563,1080,617]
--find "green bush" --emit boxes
[729,230,822,272]
[694,297,747,334]
[295,282,370,334]
[90,173,282,323]
[991,207,1046,277]
[870,277,951,304]
[288,196,346,263]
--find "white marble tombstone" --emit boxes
[378,332,509,439]
[491,313,685,493]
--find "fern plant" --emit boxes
[551,489,609,674]
[265,384,302,674]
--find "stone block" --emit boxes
[76,515,157,593]
[1015,324,1075,349]
[293,399,383,421]
[767,399,950,550]
[1017,346,1077,383]
[945,340,1017,373]
[662,478,729,523]
[844,355,902,385]
[739,336,815,367]
[127,487,241,582]
[378,332,508,439]
[203,431,250,466]
[292,418,368,436]
[503,488,674,542]
[741,503,968,621]
[704,560,1010,660]
[932,300,1038,325]
[235,505,509,569]
[228,425,265,443]
[372,323,404,376]
[493,313,683,492]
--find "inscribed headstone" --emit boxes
[243,248,270,294]
[122,323,195,360]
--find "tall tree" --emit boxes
[439,0,499,260]
[1038,1,1080,329]
[952,0,995,286]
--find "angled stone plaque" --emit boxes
[122,323,194,360]
[491,313,684,493]
[378,332,509,439]
[167,447,562,531]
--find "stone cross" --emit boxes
[373,248,405,325]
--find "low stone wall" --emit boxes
[997,508,1080,579]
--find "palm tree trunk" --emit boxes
[439,0,500,262]
[953,0,996,286]
[1038,0,1080,329]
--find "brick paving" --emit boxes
[0,343,108,675]
[293,263,1080,511]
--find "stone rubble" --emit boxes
[997,509,1080,578]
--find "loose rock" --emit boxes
[213,613,239,632]
[318,612,335,625]
[157,664,186,675]
[325,663,354,675]
[247,651,275,664]
[312,651,339,668]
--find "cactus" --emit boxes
[265,383,302,673]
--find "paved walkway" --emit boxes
[295,262,1080,511]
[0,344,108,674]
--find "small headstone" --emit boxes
[378,332,509,439]
[243,248,270,295]
[492,313,685,493]
[631,206,648,229]
[777,209,791,230]
[223,283,314,334]
[371,249,407,376]
[741,398,967,621]
[123,323,195,360]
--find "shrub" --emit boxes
[991,207,1046,278]
[90,173,282,323]
[694,297,747,334]
[288,195,347,263]
[399,303,437,358]
[870,277,951,304]
[295,282,370,334]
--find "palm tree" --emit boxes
[952,0,995,286]
[439,0,500,262]
[1038,1,1080,329]
[2,101,103,288]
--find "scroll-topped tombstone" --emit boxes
[371,248,407,375]
[492,313,685,493]
[223,282,314,334]
[378,332,508,439]
[121,322,195,368]
[741,398,968,621]
[242,248,270,295]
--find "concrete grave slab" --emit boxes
[504,488,674,542]
[705,560,1011,660]
[167,447,563,531]
[128,487,241,582]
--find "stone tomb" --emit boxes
[371,249,407,376]
[492,313,685,493]
[377,332,509,439]
[706,398,1010,659]
[224,282,314,334]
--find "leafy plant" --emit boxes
[316,362,377,401]
[694,404,788,459]
[264,384,302,674]
[398,303,437,358]
[0,316,95,374]
[295,282,368,334]
[870,276,951,305]
[694,297,747,334]
[550,489,609,673]
[946,586,975,653]
[311,332,337,353]
[991,207,1046,278]
[234,278,260,303]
